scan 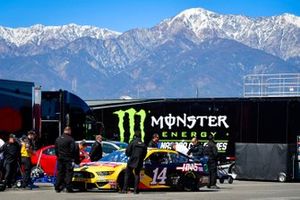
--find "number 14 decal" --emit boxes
[150,167,167,185]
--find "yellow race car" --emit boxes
[72,148,209,191]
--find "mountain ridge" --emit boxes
[0,7,299,99]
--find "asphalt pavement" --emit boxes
[1,181,300,200]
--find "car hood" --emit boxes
[76,161,126,172]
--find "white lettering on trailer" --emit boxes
[151,114,229,130]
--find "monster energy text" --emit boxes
[113,108,230,143]
[151,114,229,129]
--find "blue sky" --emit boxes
[0,0,299,32]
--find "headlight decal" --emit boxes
[96,171,114,176]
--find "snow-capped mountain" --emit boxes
[159,8,300,59]
[0,8,299,99]
[0,23,120,51]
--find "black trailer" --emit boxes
[0,79,97,144]
[87,97,300,181]
[0,79,36,139]
[41,90,97,144]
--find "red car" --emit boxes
[31,145,90,176]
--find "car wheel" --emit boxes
[182,172,198,192]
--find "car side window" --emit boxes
[103,143,117,154]
[145,152,169,165]
[169,152,189,164]
[43,147,56,156]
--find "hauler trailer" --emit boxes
[0,79,40,140]
[87,97,300,181]
[0,79,97,145]
[41,91,97,144]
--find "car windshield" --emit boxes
[115,142,128,149]
[85,146,92,153]
[100,150,128,163]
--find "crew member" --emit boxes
[204,134,219,189]
[89,135,103,162]
[27,130,40,151]
[20,135,33,189]
[77,140,88,163]
[0,134,21,188]
[122,131,147,194]
[54,127,76,193]
[148,133,160,148]
[187,137,203,161]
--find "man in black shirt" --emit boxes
[187,137,203,161]
[27,130,40,152]
[203,134,219,189]
[122,131,147,194]
[148,133,159,148]
[0,134,21,188]
[89,135,103,162]
[54,127,76,193]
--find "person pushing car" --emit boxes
[121,131,147,194]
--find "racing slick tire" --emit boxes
[181,172,198,192]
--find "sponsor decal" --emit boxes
[150,167,167,185]
[113,108,230,151]
[176,163,204,172]
[151,114,229,130]
[114,108,146,142]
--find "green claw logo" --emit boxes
[113,108,146,142]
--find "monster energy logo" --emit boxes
[113,108,146,142]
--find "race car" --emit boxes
[72,148,209,191]
[31,141,128,176]
[76,140,128,156]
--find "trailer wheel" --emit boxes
[16,180,22,188]
[228,177,234,184]
[278,173,286,182]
